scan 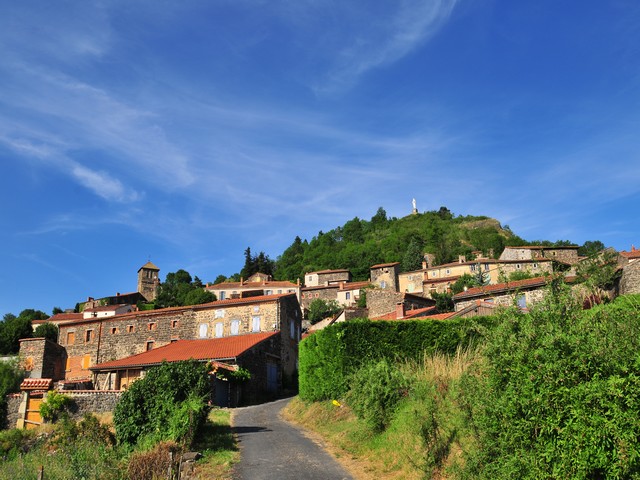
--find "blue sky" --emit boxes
[2,1,639,316]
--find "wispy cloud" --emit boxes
[314,0,459,93]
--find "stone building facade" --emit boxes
[620,260,640,295]
[453,276,549,311]
[499,246,580,265]
[366,289,435,319]
[19,294,301,401]
[304,269,351,287]
[137,261,160,302]
[370,263,400,291]
[300,285,339,313]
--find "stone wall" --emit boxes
[65,391,122,419]
[300,286,339,312]
[4,393,22,429]
[367,289,433,318]
[620,261,640,295]
[455,287,546,311]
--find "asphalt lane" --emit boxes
[231,397,353,480]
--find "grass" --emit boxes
[0,408,238,480]
[191,408,239,479]
[284,348,478,480]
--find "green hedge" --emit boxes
[299,317,491,401]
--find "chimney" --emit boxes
[240,277,244,286]
[297,278,300,286]
[396,302,405,320]
[87,297,93,302]
[422,261,427,270]
[458,255,466,263]
[116,292,120,296]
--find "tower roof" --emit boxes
[138,261,160,272]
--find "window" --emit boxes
[252,316,261,332]
[148,322,157,331]
[445,269,451,275]
[82,354,91,369]
[231,320,240,335]
[470,264,476,272]
[111,327,118,335]
[65,358,71,371]
[199,323,208,338]
[253,306,260,313]
[516,263,521,270]
[484,263,490,271]
[85,330,94,343]
[127,325,135,333]
[533,263,538,269]
[290,319,295,339]
[67,331,75,345]
[146,341,154,351]
[277,289,282,294]
[215,309,225,318]
[380,281,387,289]
[219,291,226,300]
[432,271,437,277]
[265,289,272,295]
[215,322,223,338]
[345,292,351,300]
[171,320,179,328]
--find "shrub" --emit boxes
[39,391,72,422]
[346,359,407,432]
[126,441,182,480]
[460,290,640,478]
[113,360,210,446]
[307,299,342,324]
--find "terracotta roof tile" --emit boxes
[307,269,350,275]
[20,378,53,391]
[338,281,371,291]
[370,262,400,269]
[372,306,436,320]
[91,332,279,371]
[453,276,551,299]
[206,280,298,290]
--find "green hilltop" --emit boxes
[273,206,528,282]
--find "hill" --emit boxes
[273,206,527,282]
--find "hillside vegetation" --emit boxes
[274,207,527,282]
[294,288,640,479]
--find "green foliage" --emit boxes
[506,270,536,282]
[240,247,275,279]
[298,318,489,401]
[126,441,182,480]
[307,298,341,324]
[33,322,59,343]
[346,359,408,432]
[40,391,72,422]
[113,360,210,446]
[0,308,48,354]
[460,290,640,479]
[431,292,454,312]
[578,239,606,257]
[451,273,478,295]
[401,238,424,272]
[576,248,621,300]
[357,288,368,308]
[0,358,24,429]
[155,269,216,308]
[273,207,522,283]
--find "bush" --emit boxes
[0,358,24,429]
[460,290,640,478]
[307,299,341,324]
[39,391,72,422]
[113,360,210,446]
[346,359,407,432]
[126,441,182,480]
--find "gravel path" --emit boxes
[231,397,353,480]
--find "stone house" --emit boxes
[619,246,640,295]
[452,276,551,311]
[367,289,435,319]
[300,285,339,313]
[336,281,370,307]
[90,332,284,406]
[206,275,300,302]
[20,293,302,400]
[499,245,580,266]
[370,262,400,291]
[304,269,351,287]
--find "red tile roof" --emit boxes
[20,378,53,391]
[61,293,296,327]
[338,281,371,291]
[423,275,461,285]
[372,306,437,320]
[36,312,83,324]
[371,262,400,269]
[307,269,350,274]
[453,276,550,299]
[206,280,298,290]
[621,248,640,260]
[91,332,279,371]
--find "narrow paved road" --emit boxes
[231,397,353,480]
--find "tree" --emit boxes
[451,274,479,295]
[370,207,388,229]
[213,275,227,285]
[52,306,63,315]
[578,240,606,257]
[0,358,25,428]
[402,239,424,272]
[240,247,275,279]
[0,309,46,355]
[155,270,215,308]
[34,322,59,343]
[431,292,454,312]
[307,299,342,324]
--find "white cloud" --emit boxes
[315,0,459,93]
[71,163,140,203]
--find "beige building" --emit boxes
[206,273,300,302]
[304,269,351,287]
